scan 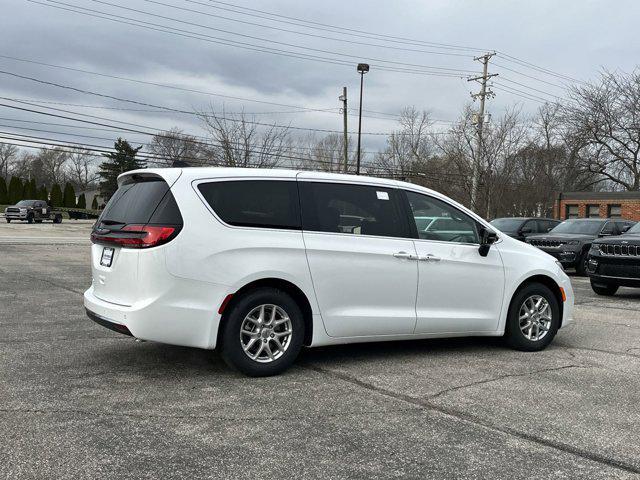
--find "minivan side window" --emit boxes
[405,190,479,244]
[299,182,408,238]
[198,180,300,230]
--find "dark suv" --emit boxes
[490,217,560,242]
[4,200,63,223]
[526,218,635,275]
[588,222,640,295]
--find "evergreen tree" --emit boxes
[8,177,23,204]
[0,177,8,204]
[22,178,36,199]
[98,138,144,201]
[91,196,98,210]
[63,182,76,208]
[77,193,86,209]
[50,183,63,207]
[38,185,48,202]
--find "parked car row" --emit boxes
[491,216,640,297]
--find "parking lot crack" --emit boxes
[426,364,585,400]
[306,364,640,475]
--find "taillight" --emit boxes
[91,224,179,248]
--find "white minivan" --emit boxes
[84,168,574,376]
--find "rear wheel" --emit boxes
[590,280,618,296]
[220,287,304,376]
[504,283,560,351]
[5,218,10,223]
[53,214,62,224]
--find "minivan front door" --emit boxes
[404,190,505,334]
[298,180,418,337]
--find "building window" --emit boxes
[608,204,622,218]
[586,204,600,218]
[565,204,579,219]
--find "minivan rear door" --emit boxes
[91,173,182,306]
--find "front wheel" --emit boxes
[219,288,305,376]
[590,280,618,296]
[575,252,589,276]
[504,283,560,351]
[5,218,10,223]
[27,214,34,224]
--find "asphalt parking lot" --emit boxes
[1,222,639,479]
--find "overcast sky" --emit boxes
[2,0,640,154]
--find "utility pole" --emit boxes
[467,52,497,212]
[339,87,348,173]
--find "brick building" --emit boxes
[554,191,640,221]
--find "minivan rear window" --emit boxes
[198,180,301,230]
[98,177,182,227]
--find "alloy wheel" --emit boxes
[239,304,293,363]
[518,295,552,341]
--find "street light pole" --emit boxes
[356,63,369,175]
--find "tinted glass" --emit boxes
[300,182,406,237]
[198,180,300,230]
[98,178,182,228]
[490,218,523,232]
[550,220,604,235]
[406,191,479,243]
[601,221,615,235]
[521,220,537,233]
[16,200,37,207]
[627,222,640,234]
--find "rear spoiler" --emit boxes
[117,168,183,188]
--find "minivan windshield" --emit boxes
[490,218,523,232]
[550,220,604,235]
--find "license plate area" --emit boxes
[100,247,115,267]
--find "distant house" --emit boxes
[554,191,640,221]
[76,189,104,210]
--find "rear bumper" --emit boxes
[84,281,229,349]
[86,308,133,336]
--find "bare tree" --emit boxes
[149,128,204,167]
[562,69,640,190]
[299,133,354,173]
[36,148,69,186]
[66,148,97,190]
[0,143,18,178]
[372,107,434,179]
[198,109,291,168]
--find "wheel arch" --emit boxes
[511,274,565,327]
[217,277,314,347]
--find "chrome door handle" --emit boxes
[418,254,442,262]
[393,251,415,260]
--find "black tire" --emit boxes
[27,213,34,224]
[575,251,589,276]
[219,287,305,377]
[504,282,560,351]
[53,215,62,224]
[5,218,10,223]
[35,219,43,223]
[590,280,618,296]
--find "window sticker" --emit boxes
[376,191,389,200]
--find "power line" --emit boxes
[28,0,471,78]
[144,0,475,59]
[0,70,452,136]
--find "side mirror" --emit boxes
[621,225,631,233]
[520,227,532,234]
[478,229,498,257]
